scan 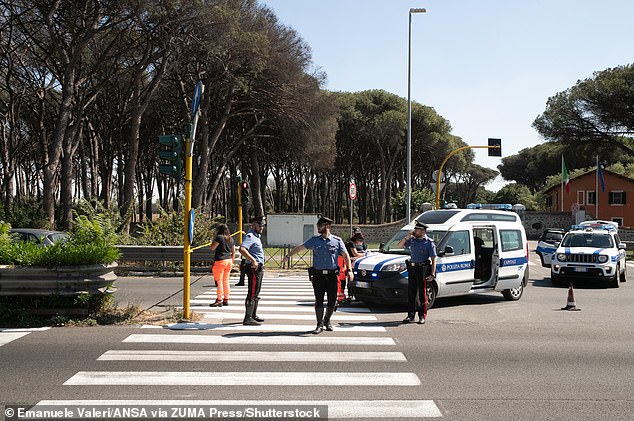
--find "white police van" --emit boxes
[550,224,627,288]
[353,206,529,308]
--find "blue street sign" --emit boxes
[191,81,203,117]
[188,209,195,244]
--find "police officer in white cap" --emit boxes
[398,220,437,324]
[239,215,266,326]
[283,215,353,334]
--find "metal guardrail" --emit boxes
[116,245,313,269]
[117,245,213,263]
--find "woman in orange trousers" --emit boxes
[210,224,235,307]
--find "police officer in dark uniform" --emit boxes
[239,216,266,326]
[398,221,437,324]
[282,216,354,334]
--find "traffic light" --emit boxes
[488,138,502,157]
[240,181,249,204]
[158,135,182,177]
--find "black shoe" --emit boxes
[312,324,324,334]
[253,315,264,322]
[243,318,261,326]
[417,317,426,324]
[222,300,229,306]
[402,317,414,324]
[209,300,223,307]
[234,283,245,287]
[325,322,333,331]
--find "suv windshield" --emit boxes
[382,229,447,254]
[562,233,613,248]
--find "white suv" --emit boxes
[550,225,627,288]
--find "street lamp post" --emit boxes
[406,7,426,224]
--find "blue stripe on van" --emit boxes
[353,255,372,270]
[437,260,472,273]
[500,256,528,267]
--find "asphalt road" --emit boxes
[1,243,633,421]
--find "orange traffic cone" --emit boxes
[561,283,580,311]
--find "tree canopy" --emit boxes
[533,64,634,156]
[0,0,492,229]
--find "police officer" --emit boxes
[397,221,437,324]
[239,216,266,326]
[282,216,353,334]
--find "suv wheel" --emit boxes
[610,265,620,288]
[551,272,561,287]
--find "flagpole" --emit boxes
[561,155,564,212]
[594,155,599,220]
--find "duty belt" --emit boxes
[316,269,338,275]
[409,262,430,267]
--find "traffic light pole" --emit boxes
[182,81,203,321]
[434,145,500,209]
[183,134,193,320]
[237,181,243,245]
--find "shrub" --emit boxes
[0,215,120,267]
[133,205,223,246]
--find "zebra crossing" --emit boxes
[40,275,442,418]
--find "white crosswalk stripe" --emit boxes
[189,303,371,312]
[0,327,50,347]
[140,323,386,332]
[50,276,442,418]
[98,350,407,362]
[65,371,422,386]
[123,333,396,346]
[202,312,375,321]
[35,400,443,418]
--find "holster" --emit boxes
[307,266,314,284]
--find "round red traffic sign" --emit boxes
[349,182,357,200]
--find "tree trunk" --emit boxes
[249,151,264,218]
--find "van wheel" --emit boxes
[426,282,437,309]
[502,282,523,301]
[620,265,627,283]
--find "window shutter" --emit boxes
[622,192,626,204]
[608,192,613,205]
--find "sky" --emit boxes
[258,0,634,191]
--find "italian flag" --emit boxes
[562,156,570,193]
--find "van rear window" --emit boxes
[461,213,517,222]
[418,210,461,224]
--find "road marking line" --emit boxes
[98,350,406,362]
[35,400,442,418]
[64,371,421,386]
[123,334,396,346]
[0,327,51,332]
[0,332,30,347]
